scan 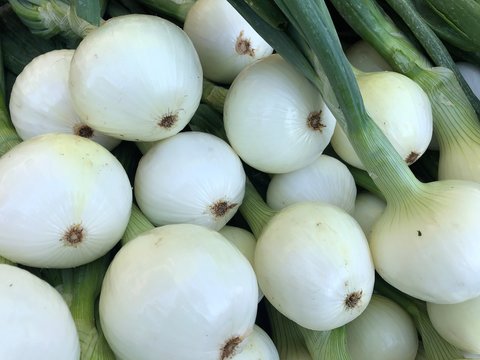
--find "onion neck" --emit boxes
[266,301,350,359]
[239,179,277,239]
[120,203,155,245]
[61,255,115,359]
[266,302,312,359]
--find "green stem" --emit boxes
[8,0,99,43]
[133,0,195,23]
[201,79,228,114]
[374,276,466,360]
[300,326,351,360]
[383,0,480,117]
[121,203,155,245]
[61,254,115,359]
[239,179,277,239]
[265,302,313,359]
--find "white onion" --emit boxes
[224,54,335,174]
[0,133,132,268]
[254,201,375,331]
[351,192,386,236]
[457,62,480,99]
[0,264,80,359]
[346,294,418,360]
[69,14,203,142]
[9,49,120,150]
[99,223,258,360]
[134,131,245,230]
[266,154,357,214]
[183,0,273,84]
[370,180,480,304]
[329,71,433,170]
[218,225,263,302]
[345,40,393,72]
[231,324,279,360]
[427,295,480,354]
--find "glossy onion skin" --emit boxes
[0,264,80,360]
[69,14,203,142]
[224,54,335,174]
[0,133,132,268]
[255,201,375,331]
[9,49,120,150]
[99,224,259,360]
[134,131,245,230]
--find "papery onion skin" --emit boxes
[9,49,120,150]
[224,54,335,174]
[370,181,480,304]
[0,133,132,268]
[134,131,245,230]
[69,14,203,142]
[0,264,80,360]
[255,201,375,331]
[427,295,480,354]
[346,294,418,360]
[183,0,273,84]
[99,223,258,360]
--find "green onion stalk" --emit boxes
[329,0,480,183]
[0,27,21,266]
[265,302,313,360]
[7,0,102,45]
[0,3,64,75]
[408,0,480,55]
[383,0,480,116]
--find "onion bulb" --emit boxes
[329,71,433,170]
[352,192,386,236]
[183,0,273,84]
[219,225,263,302]
[427,295,480,354]
[254,201,375,331]
[99,223,258,360]
[9,49,120,150]
[134,131,245,230]
[266,154,356,214]
[0,133,132,268]
[69,14,203,142]
[346,294,418,360]
[0,264,80,359]
[345,40,393,72]
[224,54,335,174]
